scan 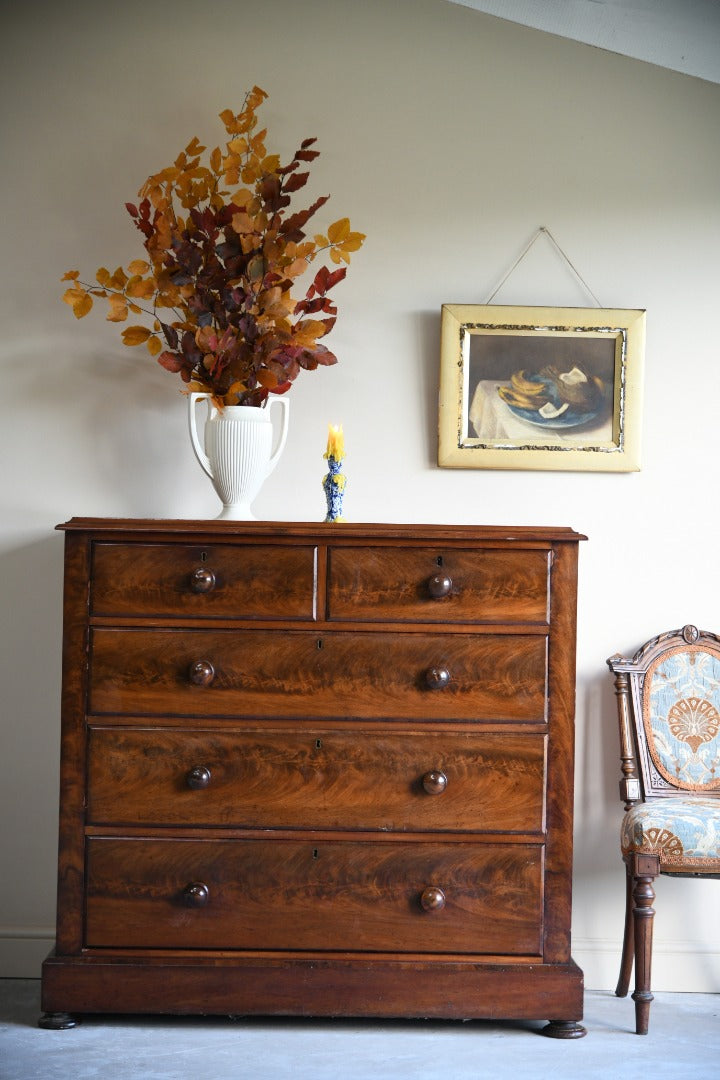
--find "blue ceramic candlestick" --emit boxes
[323,455,346,522]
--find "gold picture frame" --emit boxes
[438,305,645,471]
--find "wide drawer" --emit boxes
[87,727,546,832]
[90,542,317,619]
[88,630,548,722]
[85,837,543,954]
[327,546,549,623]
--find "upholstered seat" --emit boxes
[607,625,720,1034]
[621,796,720,867]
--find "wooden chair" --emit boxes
[607,625,720,1034]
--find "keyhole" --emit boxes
[436,555,444,567]
[312,849,319,859]
[317,639,323,650]
[315,739,323,749]
[200,551,208,562]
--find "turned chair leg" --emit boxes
[630,853,659,1035]
[616,859,634,998]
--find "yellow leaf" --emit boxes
[327,218,350,244]
[210,146,222,174]
[128,259,150,275]
[341,232,365,252]
[61,270,79,281]
[228,137,247,155]
[107,294,129,322]
[96,267,111,287]
[314,234,328,248]
[147,334,162,356]
[121,325,151,345]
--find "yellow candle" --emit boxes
[325,423,344,460]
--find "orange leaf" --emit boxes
[107,294,128,322]
[284,257,308,278]
[63,287,92,319]
[121,325,151,345]
[61,270,79,281]
[147,334,163,356]
[126,275,156,299]
[256,369,279,389]
[127,259,150,275]
[232,210,257,235]
[108,266,128,290]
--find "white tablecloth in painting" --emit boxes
[469,380,613,446]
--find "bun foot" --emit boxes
[39,1011,80,1029]
[541,1019,587,1039]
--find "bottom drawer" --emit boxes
[86,838,543,955]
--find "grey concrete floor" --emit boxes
[0,979,718,1080]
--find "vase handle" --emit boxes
[266,396,290,476]
[188,392,214,479]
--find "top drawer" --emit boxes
[90,543,317,620]
[327,547,549,623]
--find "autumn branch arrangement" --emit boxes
[63,87,365,407]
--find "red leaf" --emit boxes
[282,171,309,193]
[157,351,184,372]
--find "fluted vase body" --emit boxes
[188,394,289,520]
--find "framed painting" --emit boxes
[438,305,645,471]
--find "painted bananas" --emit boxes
[498,370,547,410]
[510,370,544,395]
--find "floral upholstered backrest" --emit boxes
[644,643,720,791]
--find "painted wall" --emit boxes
[1,0,718,991]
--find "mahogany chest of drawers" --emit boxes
[41,519,586,1037]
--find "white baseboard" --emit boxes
[2,929,719,992]
[0,928,55,979]
[573,937,720,993]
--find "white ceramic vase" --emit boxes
[188,393,290,520]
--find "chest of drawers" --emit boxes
[41,519,586,1037]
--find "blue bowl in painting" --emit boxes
[499,371,606,430]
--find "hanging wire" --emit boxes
[484,226,603,307]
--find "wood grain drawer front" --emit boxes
[87,728,546,832]
[85,838,543,955]
[88,630,547,723]
[90,543,316,619]
[327,547,549,623]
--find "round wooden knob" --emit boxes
[188,659,215,686]
[422,770,448,795]
[424,666,451,690]
[183,882,210,907]
[420,886,446,912]
[427,573,453,599]
[189,567,216,594]
[186,765,212,790]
